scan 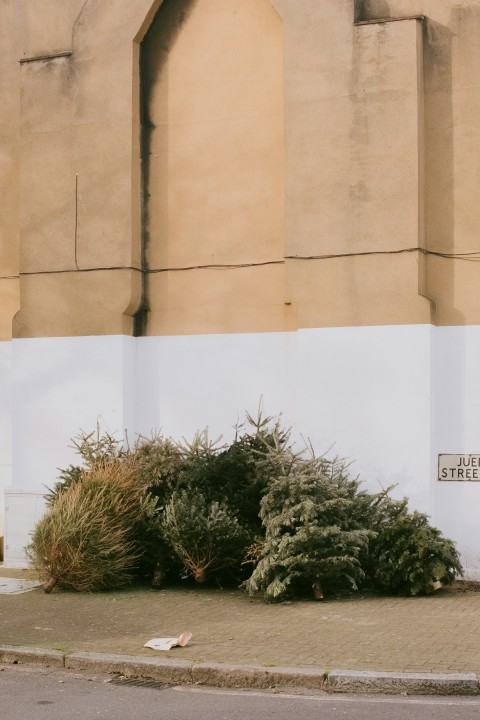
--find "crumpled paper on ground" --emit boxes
[144,631,192,651]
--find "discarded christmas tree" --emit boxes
[244,468,372,601]
[369,496,463,596]
[28,459,149,592]
[161,489,249,583]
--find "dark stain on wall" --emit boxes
[354,0,391,23]
[135,0,199,336]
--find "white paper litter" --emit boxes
[0,577,43,595]
[144,631,192,651]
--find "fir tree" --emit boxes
[244,471,372,601]
[369,496,463,595]
[161,490,249,583]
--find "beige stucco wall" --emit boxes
[6,0,159,338]
[1,0,480,338]
[282,5,431,328]
[357,1,480,326]
[142,0,288,335]
[0,0,20,340]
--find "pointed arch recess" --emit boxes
[139,0,287,336]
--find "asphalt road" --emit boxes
[2,664,480,720]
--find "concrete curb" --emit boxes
[66,652,193,685]
[190,662,327,690]
[327,669,480,696]
[0,645,478,695]
[0,645,65,668]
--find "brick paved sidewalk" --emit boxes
[0,568,479,676]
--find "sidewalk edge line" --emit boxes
[0,646,478,695]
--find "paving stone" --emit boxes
[1,572,480,690]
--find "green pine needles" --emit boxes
[28,458,148,592]
[162,490,249,583]
[29,411,464,598]
[369,498,463,596]
[244,472,373,600]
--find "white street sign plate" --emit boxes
[438,454,480,481]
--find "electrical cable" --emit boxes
[1,246,480,280]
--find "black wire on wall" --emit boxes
[1,245,480,280]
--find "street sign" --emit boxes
[438,454,480,481]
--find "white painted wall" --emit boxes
[3,326,480,576]
[135,327,432,512]
[294,326,432,512]
[11,336,137,490]
[4,335,136,565]
[431,327,480,578]
[135,333,295,441]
